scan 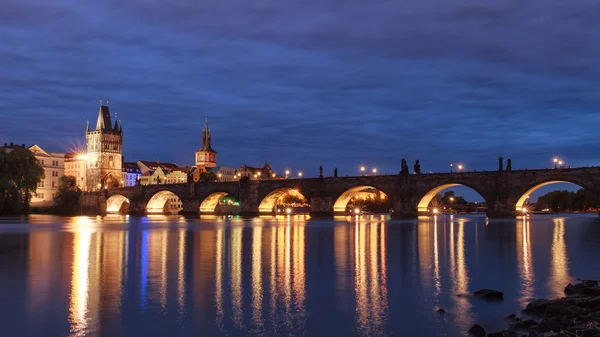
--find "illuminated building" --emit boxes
[121,162,141,187]
[28,144,65,206]
[195,118,217,168]
[85,102,123,190]
[64,152,87,190]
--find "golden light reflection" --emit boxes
[231,226,244,328]
[516,216,534,306]
[69,228,92,337]
[418,221,432,290]
[252,226,264,331]
[177,230,186,316]
[267,220,307,332]
[449,218,472,331]
[549,218,569,296]
[433,217,441,295]
[215,227,225,331]
[353,221,388,337]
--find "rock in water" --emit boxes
[467,324,486,337]
[474,289,504,301]
[509,319,537,329]
[436,308,446,314]
[486,330,518,337]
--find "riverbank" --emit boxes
[471,281,600,336]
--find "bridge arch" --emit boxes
[514,179,596,212]
[417,183,487,213]
[146,190,184,214]
[333,185,389,213]
[258,188,308,214]
[106,194,130,213]
[199,192,240,213]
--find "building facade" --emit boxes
[86,103,123,191]
[28,145,65,206]
[208,166,237,182]
[195,118,217,168]
[121,162,141,187]
[237,163,277,180]
[64,152,87,190]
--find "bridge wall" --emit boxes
[89,167,600,218]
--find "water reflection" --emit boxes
[516,216,534,306]
[549,217,570,296]
[69,228,92,337]
[8,214,600,337]
[352,219,388,337]
[449,217,472,331]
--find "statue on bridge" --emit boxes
[499,157,503,172]
[319,165,324,179]
[400,159,409,175]
[414,160,421,174]
[506,158,512,172]
[334,168,338,177]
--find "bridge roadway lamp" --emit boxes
[298,172,303,178]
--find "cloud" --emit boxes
[0,0,599,177]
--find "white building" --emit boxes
[208,166,237,182]
[122,162,141,187]
[64,152,87,191]
[28,145,65,207]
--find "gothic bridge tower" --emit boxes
[195,117,217,167]
[86,101,123,190]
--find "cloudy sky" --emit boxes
[1,0,599,197]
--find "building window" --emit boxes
[40,160,45,165]
[38,181,44,187]
[52,181,55,188]
[36,193,44,199]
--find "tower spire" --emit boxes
[86,120,89,132]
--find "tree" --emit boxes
[199,171,218,182]
[53,176,82,215]
[0,148,44,214]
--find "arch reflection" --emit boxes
[549,218,570,297]
[352,219,388,337]
[448,218,472,331]
[516,216,534,306]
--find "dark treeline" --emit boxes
[0,148,44,214]
[534,189,599,212]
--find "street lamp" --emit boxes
[558,160,564,168]
[272,173,276,178]
[218,173,222,181]
[457,164,464,172]
[450,163,453,173]
[285,170,290,179]
[298,172,303,178]
[360,166,365,175]
[372,168,377,175]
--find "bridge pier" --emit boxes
[182,199,200,215]
[310,196,335,218]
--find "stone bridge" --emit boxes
[81,167,600,218]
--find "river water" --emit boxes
[0,214,599,337]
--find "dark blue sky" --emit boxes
[1,0,599,199]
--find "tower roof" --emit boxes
[199,117,216,153]
[95,105,113,131]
